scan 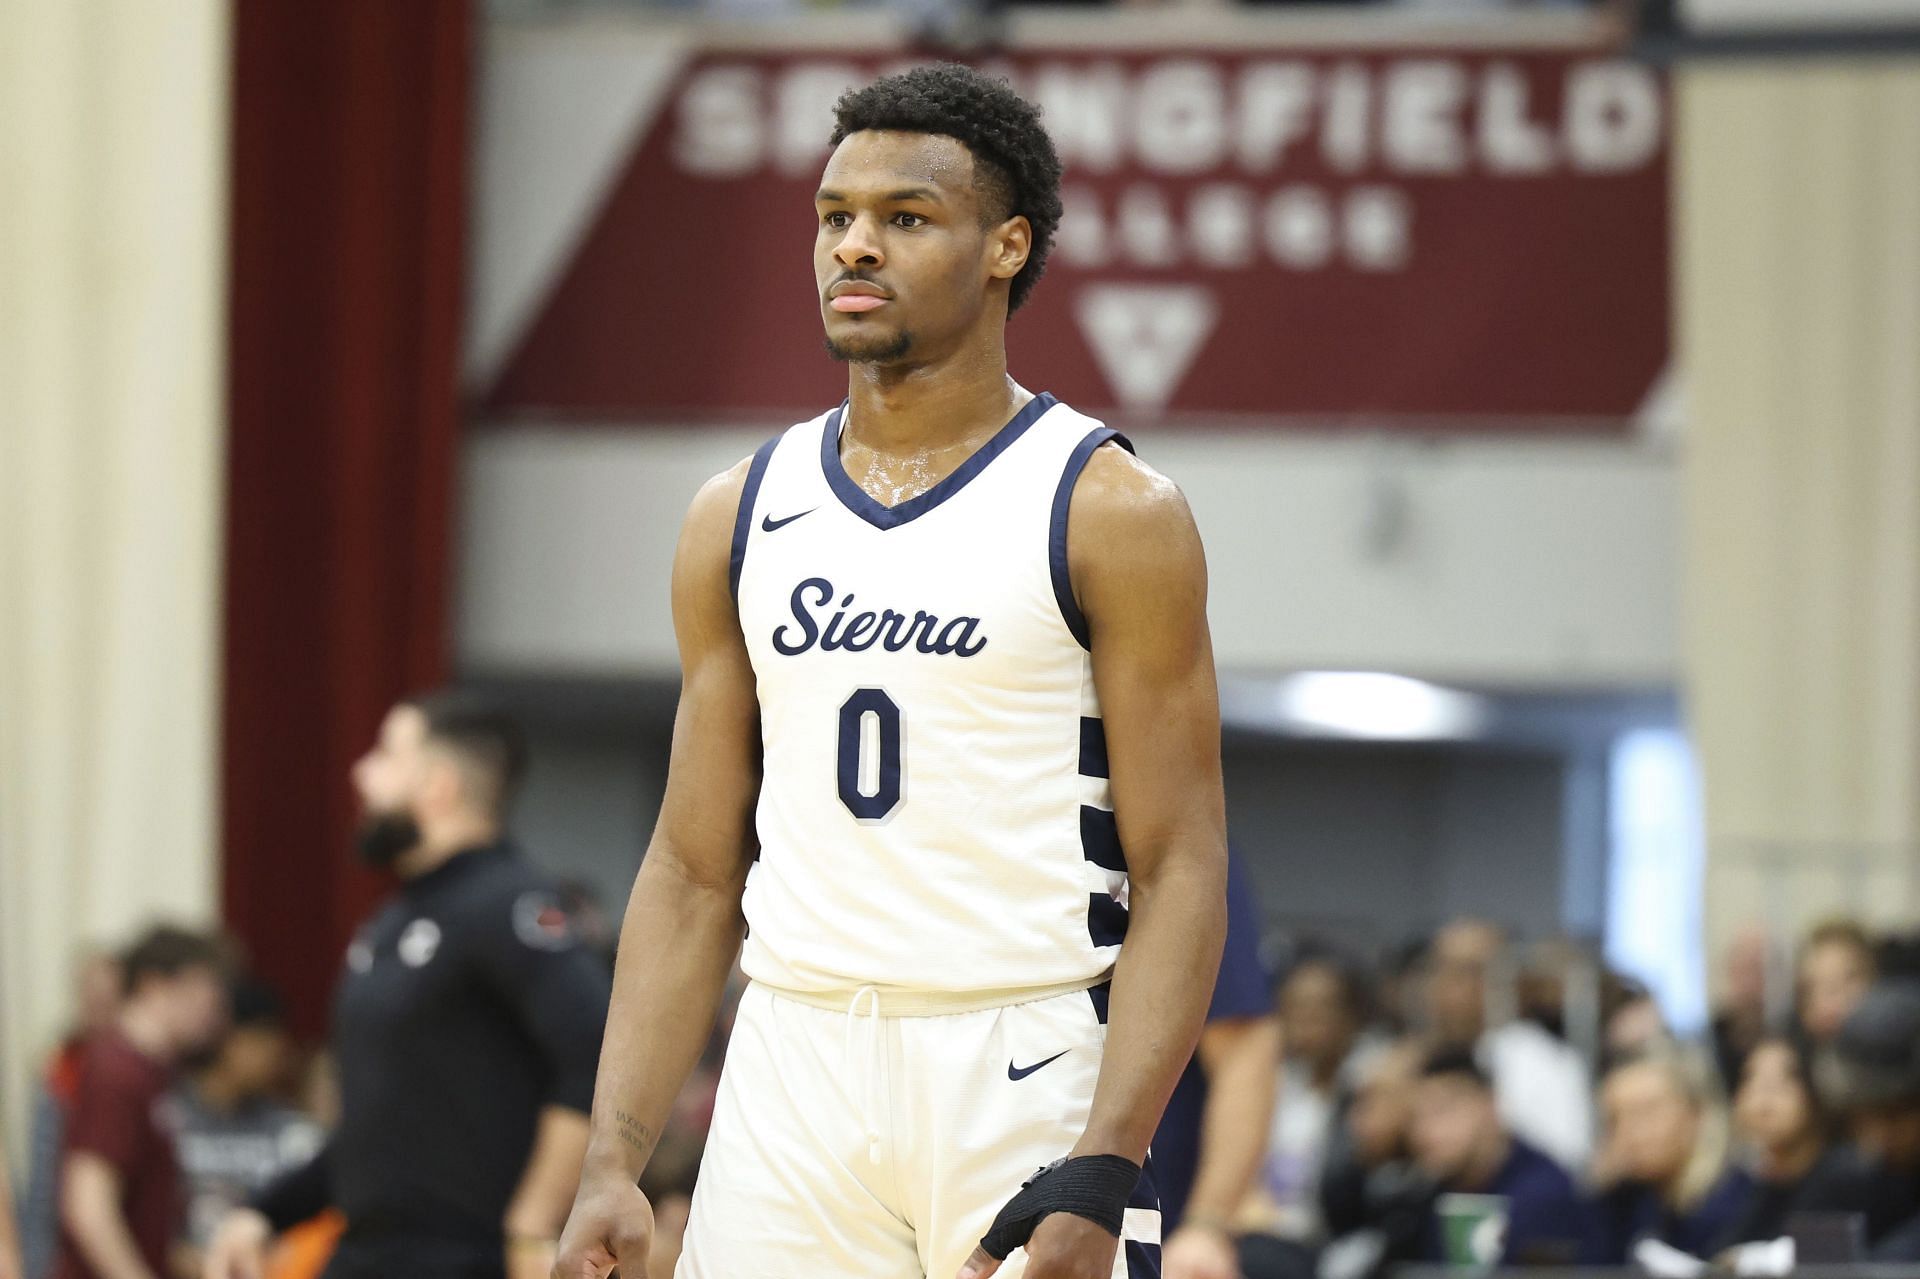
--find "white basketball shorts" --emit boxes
[678,982,1163,1279]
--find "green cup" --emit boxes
[1436,1192,1510,1270]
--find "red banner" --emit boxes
[483,44,1668,431]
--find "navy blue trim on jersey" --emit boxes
[1127,1155,1164,1277]
[1087,980,1111,1025]
[1081,806,1126,873]
[1049,427,1136,649]
[728,435,781,604]
[1079,717,1110,779]
[820,392,1058,531]
[1088,894,1129,948]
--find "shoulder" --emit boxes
[79,1034,148,1086]
[1508,1138,1579,1195]
[1706,1167,1758,1211]
[1070,440,1194,539]
[687,453,757,538]
[1489,1020,1587,1074]
[1065,442,1206,620]
[690,412,828,533]
[456,855,586,955]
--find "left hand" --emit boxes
[958,1213,1118,1279]
[1162,1223,1239,1279]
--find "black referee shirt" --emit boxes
[255,844,609,1276]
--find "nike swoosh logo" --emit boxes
[761,509,815,533]
[1007,1050,1070,1081]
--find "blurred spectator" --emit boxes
[1713,926,1774,1090]
[1426,919,1593,1170]
[1249,949,1372,1246]
[203,692,611,1279]
[1602,981,1669,1069]
[1408,1049,1589,1266]
[1297,1041,1433,1279]
[1590,1046,1754,1262]
[23,951,125,1278]
[1154,852,1281,1279]
[174,980,325,1275]
[1374,938,1429,1037]
[1798,918,1877,1046]
[1727,1036,1874,1244]
[52,926,232,1279]
[1813,980,1920,1244]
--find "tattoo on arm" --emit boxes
[613,1110,653,1159]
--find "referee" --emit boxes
[205,692,610,1279]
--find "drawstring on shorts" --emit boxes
[842,985,885,1164]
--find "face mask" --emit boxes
[355,811,422,868]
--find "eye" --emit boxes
[894,212,925,229]
[822,211,851,229]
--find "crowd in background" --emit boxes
[1231,914,1920,1276]
[3,929,338,1279]
[8,906,1920,1279]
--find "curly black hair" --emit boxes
[829,64,1063,315]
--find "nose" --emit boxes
[833,212,885,271]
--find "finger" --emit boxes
[554,1246,614,1279]
[610,1239,649,1279]
[957,1245,1002,1279]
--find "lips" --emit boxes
[829,281,890,313]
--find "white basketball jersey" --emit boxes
[731,392,1133,998]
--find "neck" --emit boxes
[1459,1133,1511,1192]
[1761,1134,1823,1182]
[117,1001,173,1063]
[396,813,499,881]
[842,340,1017,454]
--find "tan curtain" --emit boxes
[1677,60,1920,971]
[0,0,229,1147]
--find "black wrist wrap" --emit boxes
[978,1154,1142,1260]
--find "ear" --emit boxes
[987,214,1031,282]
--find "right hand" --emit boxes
[202,1209,272,1279]
[552,1172,656,1279]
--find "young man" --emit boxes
[554,64,1227,1279]
[174,979,323,1273]
[53,927,232,1279]
[203,692,610,1279]
[1408,1051,1589,1266]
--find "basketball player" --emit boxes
[553,64,1226,1279]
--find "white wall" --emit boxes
[458,424,1677,687]
[0,0,229,1151]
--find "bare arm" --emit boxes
[62,1153,158,1279]
[553,461,763,1279]
[1184,1015,1282,1225]
[1071,445,1228,1166]
[502,1107,590,1278]
[977,445,1228,1279]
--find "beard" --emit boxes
[355,810,422,868]
[824,328,913,365]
